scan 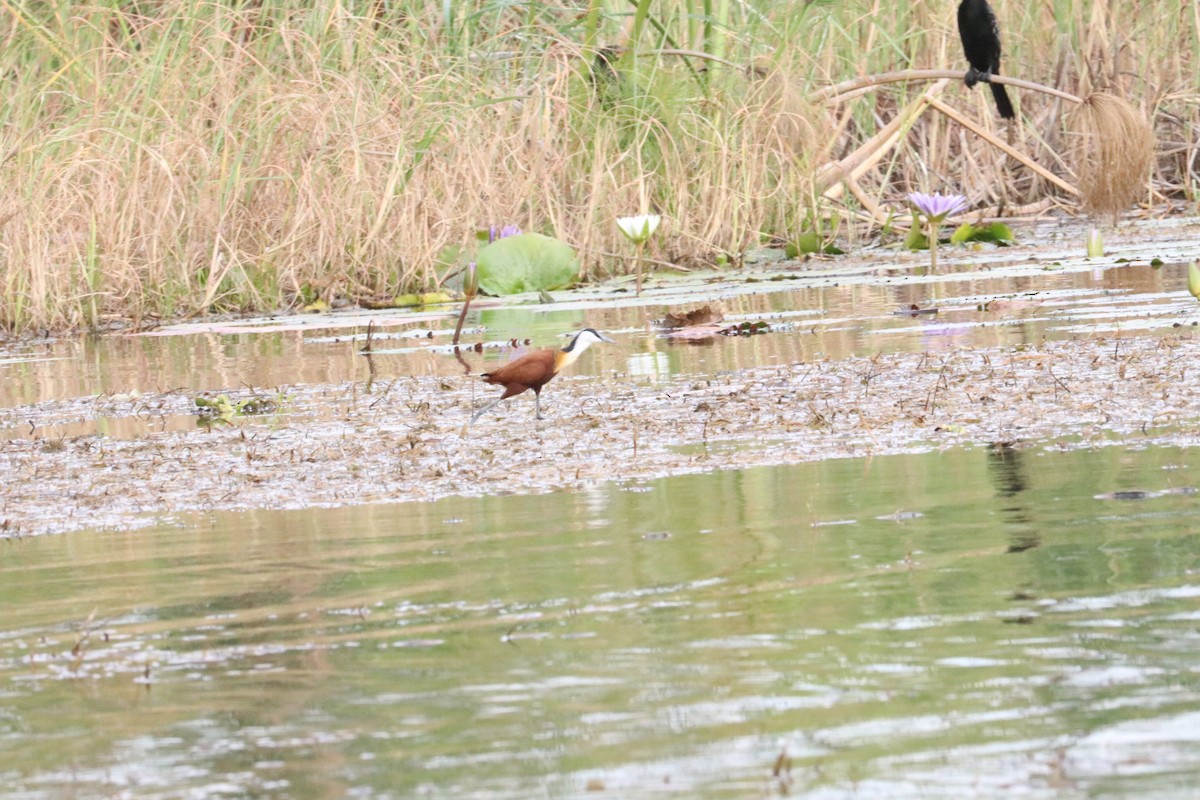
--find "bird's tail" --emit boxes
[989,82,1015,120]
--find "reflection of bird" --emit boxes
[470,329,615,423]
[987,441,1027,497]
[958,0,1015,119]
[987,442,1038,553]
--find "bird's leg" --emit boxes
[964,66,982,88]
[470,397,504,424]
[534,392,545,420]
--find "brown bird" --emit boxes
[470,328,615,423]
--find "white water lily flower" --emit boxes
[616,214,661,245]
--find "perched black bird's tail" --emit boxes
[958,0,1016,120]
[989,80,1015,119]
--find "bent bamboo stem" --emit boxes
[817,80,948,199]
[816,71,1086,205]
[815,69,1084,106]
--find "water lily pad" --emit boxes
[950,222,1014,245]
[787,231,845,256]
[904,215,928,251]
[719,320,770,336]
[476,233,578,296]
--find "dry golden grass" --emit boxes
[1071,92,1157,222]
[0,1,1196,333]
[0,4,819,331]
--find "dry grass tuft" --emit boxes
[746,56,821,162]
[1070,92,1156,222]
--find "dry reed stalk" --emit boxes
[816,81,950,199]
[816,68,1160,225]
[925,97,1080,197]
[815,70,1084,106]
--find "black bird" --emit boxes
[957,0,1015,119]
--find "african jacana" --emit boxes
[469,328,615,423]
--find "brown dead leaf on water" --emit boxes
[661,304,724,328]
[894,304,938,317]
[982,298,1045,314]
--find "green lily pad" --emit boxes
[788,231,845,257]
[950,222,1014,245]
[904,213,928,251]
[390,292,455,308]
[979,223,1014,243]
[476,233,578,296]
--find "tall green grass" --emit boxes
[0,1,1196,332]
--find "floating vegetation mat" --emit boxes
[2,333,1198,537]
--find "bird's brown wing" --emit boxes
[482,349,557,397]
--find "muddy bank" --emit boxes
[2,332,1198,537]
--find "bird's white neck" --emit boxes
[554,340,590,372]
[554,330,607,373]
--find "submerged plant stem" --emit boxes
[635,241,646,296]
[452,294,473,346]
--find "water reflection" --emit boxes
[3,445,1200,797]
[625,351,671,379]
[987,441,1040,553]
[1,253,1194,412]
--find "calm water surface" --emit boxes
[1,254,1195,416]
[4,233,1200,796]
[3,444,1200,798]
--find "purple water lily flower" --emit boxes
[907,192,970,222]
[906,192,969,273]
[488,224,522,244]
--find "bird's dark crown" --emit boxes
[562,328,603,351]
